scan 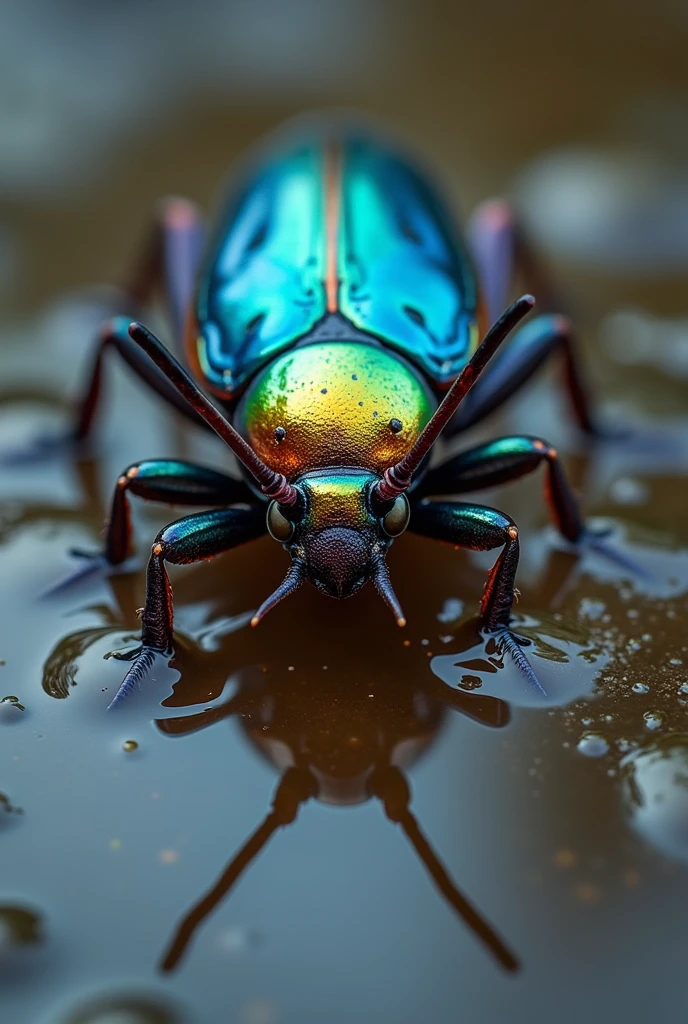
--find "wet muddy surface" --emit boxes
[2,6,688,1023]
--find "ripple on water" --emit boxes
[57,992,186,1024]
[430,612,612,709]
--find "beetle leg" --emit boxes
[409,499,543,692]
[1,200,207,464]
[43,459,253,595]
[450,198,598,436]
[74,197,206,439]
[447,313,599,436]
[108,506,265,708]
[417,435,584,542]
[417,434,647,578]
[102,459,253,565]
[410,500,520,629]
[467,198,562,323]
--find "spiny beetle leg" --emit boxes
[448,313,599,437]
[108,506,265,709]
[409,499,543,694]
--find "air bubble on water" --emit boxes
[644,711,664,731]
[670,658,683,667]
[581,717,593,726]
[632,683,649,694]
[679,683,688,695]
[577,733,610,758]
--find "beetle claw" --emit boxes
[490,627,547,697]
[107,645,170,709]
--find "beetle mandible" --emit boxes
[37,117,611,706]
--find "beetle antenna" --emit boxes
[128,322,298,506]
[373,295,535,502]
[251,558,306,627]
[369,765,520,972]
[160,768,315,971]
[372,555,406,627]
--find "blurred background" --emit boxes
[2,3,688,1024]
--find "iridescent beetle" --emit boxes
[42,117,606,706]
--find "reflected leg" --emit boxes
[109,505,265,708]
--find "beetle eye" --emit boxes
[267,501,295,542]
[382,494,410,537]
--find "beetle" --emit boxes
[151,647,518,973]
[36,116,612,706]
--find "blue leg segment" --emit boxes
[109,505,265,708]
[409,500,543,693]
[417,435,584,542]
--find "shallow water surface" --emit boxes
[2,11,688,1014]
[1,287,688,1023]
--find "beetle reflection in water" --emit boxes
[11,114,637,707]
[41,562,522,973]
[154,654,518,974]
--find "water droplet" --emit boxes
[122,740,138,753]
[644,711,664,731]
[577,732,610,758]
[632,682,649,694]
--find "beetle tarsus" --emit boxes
[491,627,547,697]
[107,645,169,709]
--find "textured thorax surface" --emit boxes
[235,340,435,478]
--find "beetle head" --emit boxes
[252,469,409,626]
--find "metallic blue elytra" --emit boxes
[190,121,482,398]
[338,136,480,385]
